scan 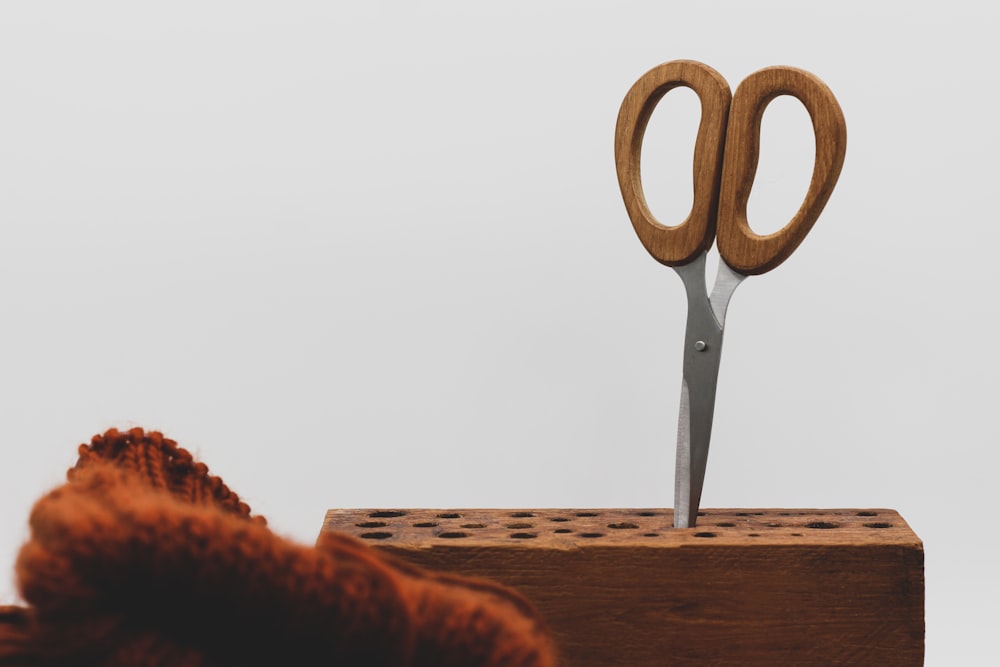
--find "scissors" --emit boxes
[614,60,846,528]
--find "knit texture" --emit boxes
[0,428,557,667]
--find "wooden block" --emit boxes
[322,508,924,666]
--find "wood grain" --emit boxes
[715,66,847,275]
[323,508,924,666]
[614,60,731,266]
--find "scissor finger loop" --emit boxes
[716,66,847,275]
[614,60,731,267]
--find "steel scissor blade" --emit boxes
[673,255,743,528]
[674,316,724,528]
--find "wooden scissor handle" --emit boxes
[715,66,847,275]
[614,60,731,266]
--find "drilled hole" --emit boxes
[805,522,839,529]
[550,517,570,522]
[436,513,461,519]
[857,511,878,517]
[506,523,533,529]
[637,511,658,517]
[576,512,599,517]
[510,532,537,539]
[644,533,660,537]
[438,531,467,539]
[608,522,639,529]
[580,532,604,538]
[791,532,803,537]
[461,523,486,529]
[715,522,736,527]
[369,510,405,518]
[694,532,716,538]
[356,521,387,528]
[748,533,761,537]
[766,522,783,528]
[510,512,535,518]
[865,522,892,529]
[553,528,572,534]
[360,532,393,540]
[412,522,438,528]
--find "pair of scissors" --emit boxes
[614,60,847,528]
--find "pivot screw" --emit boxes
[694,340,707,352]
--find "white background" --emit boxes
[0,2,995,663]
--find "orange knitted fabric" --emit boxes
[0,428,557,667]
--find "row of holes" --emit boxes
[354,510,891,540]
[358,524,893,540]
[368,511,617,519]
[367,510,884,520]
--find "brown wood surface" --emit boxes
[614,60,846,276]
[614,60,731,266]
[322,508,924,666]
[715,67,847,275]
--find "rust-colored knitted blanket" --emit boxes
[0,428,557,666]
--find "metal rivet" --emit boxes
[694,340,707,351]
